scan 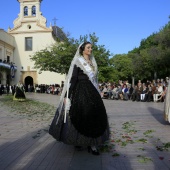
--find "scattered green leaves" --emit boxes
[122,122,133,130]
[0,95,55,122]
[99,143,114,152]
[138,147,145,151]
[135,138,148,143]
[143,130,155,135]
[137,155,152,163]
[112,153,120,157]
[156,142,170,151]
[143,130,155,138]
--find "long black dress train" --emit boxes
[13,85,26,101]
[49,65,109,146]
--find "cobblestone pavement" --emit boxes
[0,93,170,170]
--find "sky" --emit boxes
[0,0,170,55]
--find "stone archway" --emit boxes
[25,76,33,92]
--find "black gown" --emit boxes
[49,65,109,146]
[13,85,26,101]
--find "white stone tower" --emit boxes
[8,0,65,90]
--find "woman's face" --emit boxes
[83,43,92,56]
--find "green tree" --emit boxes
[127,19,170,81]
[109,54,133,81]
[30,33,111,81]
[30,37,79,74]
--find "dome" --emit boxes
[52,26,67,41]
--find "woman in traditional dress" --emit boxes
[164,78,170,122]
[49,42,110,155]
[13,82,26,101]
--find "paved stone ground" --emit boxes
[0,93,170,170]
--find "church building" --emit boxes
[0,0,66,89]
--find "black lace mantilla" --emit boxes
[49,65,109,145]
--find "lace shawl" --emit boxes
[56,43,99,124]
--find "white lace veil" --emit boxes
[56,42,98,124]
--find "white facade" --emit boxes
[0,0,65,87]
[0,29,15,85]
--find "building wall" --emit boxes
[0,29,15,62]
[7,0,65,86]
[11,29,65,86]
[0,29,15,85]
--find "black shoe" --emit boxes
[87,146,100,155]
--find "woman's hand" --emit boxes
[64,98,71,111]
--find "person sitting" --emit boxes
[111,85,118,99]
[128,84,133,100]
[135,83,142,101]
[122,84,129,100]
[140,84,148,102]
[131,85,138,101]
[151,83,157,101]
[145,84,152,102]
[101,85,108,98]
[153,83,163,102]
[107,85,113,99]
[116,85,122,100]
[158,83,167,102]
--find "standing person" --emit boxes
[11,85,16,96]
[1,84,4,94]
[164,78,170,122]
[60,81,64,94]
[49,42,110,155]
[28,84,31,92]
[6,84,10,95]
[0,84,2,95]
[13,82,26,101]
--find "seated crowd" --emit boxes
[0,83,64,96]
[0,79,168,102]
[99,78,169,102]
[35,84,62,95]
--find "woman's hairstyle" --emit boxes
[79,41,91,55]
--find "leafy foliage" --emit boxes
[30,37,79,74]
[30,33,111,82]
[128,20,170,80]
[30,18,170,83]
[109,18,170,82]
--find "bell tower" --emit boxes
[6,0,65,86]
[9,0,50,33]
[18,0,42,18]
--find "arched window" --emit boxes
[32,6,36,16]
[24,6,28,16]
